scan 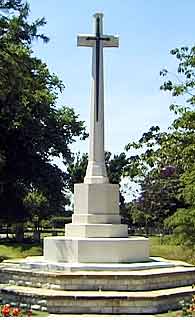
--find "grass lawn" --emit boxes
[0,242,42,261]
[149,236,195,265]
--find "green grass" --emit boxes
[149,236,195,265]
[0,243,42,261]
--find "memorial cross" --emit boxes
[77,13,119,183]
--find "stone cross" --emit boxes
[44,14,149,264]
[77,13,119,184]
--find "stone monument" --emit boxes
[1,13,195,315]
[44,12,149,264]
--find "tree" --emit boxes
[158,46,195,243]
[23,190,49,241]
[124,46,195,233]
[165,165,195,246]
[124,127,185,231]
[67,152,88,193]
[0,0,86,226]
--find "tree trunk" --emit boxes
[33,230,40,242]
[33,219,40,242]
[6,224,9,239]
[15,222,24,242]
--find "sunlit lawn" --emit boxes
[150,235,195,265]
[0,242,42,261]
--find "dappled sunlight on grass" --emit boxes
[0,243,42,261]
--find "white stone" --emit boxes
[77,13,119,184]
[44,237,149,263]
[41,306,47,312]
[74,183,119,215]
[72,214,121,224]
[31,304,41,311]
[65,224,128,238]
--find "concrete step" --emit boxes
[0,284,195,314]
[1,262,195,291]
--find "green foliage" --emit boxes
[160,46,195,105]
[159,45,195,244]
[150,236,195,264]
[164,166,195,246]
[23,190,49,232]
[67,152,88,193]
[130,206,151,231]
[165,208,195,247]
[106,152,129,184]
[0,0,86,224]
[125,44,195,234]
[24,191,48,215]
[136,171,185,230]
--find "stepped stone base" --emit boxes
[1,284,195,314]
[44,236,149,263]
[72,214,121,224]
[50,182,147,263]
[0,258,195,314]
[65,224,128,238]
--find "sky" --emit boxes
[28,0,195,166]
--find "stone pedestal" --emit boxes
[66,183,128,238]
[44,236,149,263]
[44,183,149,263]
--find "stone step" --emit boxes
[1,284,195,314]
[65,224,128,238]
[72,214,121,224]
[1,262,195,291]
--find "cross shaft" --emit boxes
[77,13,119,184]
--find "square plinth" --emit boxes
[65,223,128,238]
[74,183,119,215]
[44,236,149,263]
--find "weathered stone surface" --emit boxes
[1,260,195,291]
[1,284,195,314]
[1,259,195,314]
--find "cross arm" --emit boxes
[77,34,96,47]
[102,35,119,48]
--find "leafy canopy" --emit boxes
[0,0,86,223]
